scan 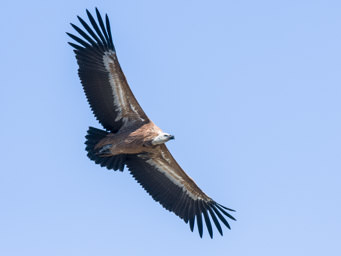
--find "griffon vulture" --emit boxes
[67,8,235,238]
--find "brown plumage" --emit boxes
[67,8,235,238]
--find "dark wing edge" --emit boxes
[67,8,148,132]
[67,8,122,132]
[125,146,236,238]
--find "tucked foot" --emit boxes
[97,144,112,155]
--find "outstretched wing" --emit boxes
[125,144,235,238]
[67,8,149,133]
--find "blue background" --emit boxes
[1,0,340,255]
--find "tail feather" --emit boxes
[85,126,127,171]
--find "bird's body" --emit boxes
[68,8,235,238]
[94,121,167,156]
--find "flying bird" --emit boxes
[67,8,235,238]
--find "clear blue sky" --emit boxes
[1,0,341,255]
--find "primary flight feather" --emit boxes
[67,8,235,238]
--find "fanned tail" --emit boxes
[85,127,126,171]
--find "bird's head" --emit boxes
[151,132,175,145]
